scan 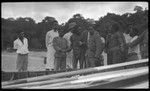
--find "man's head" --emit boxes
[18,32,25,38]
[71,28,80,35]
[70,25,80,35]
[78,27,82,34]
[53,21,59,31]
[18,31,25,41]
[111,23,119,34]
[68,22,77,31]
[129,28,138,37]
[88,26,95,35]
[59,31,64,37]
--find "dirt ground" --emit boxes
[1,51,107,72]
[2,51,46,72]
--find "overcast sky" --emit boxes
[2,2,148,24]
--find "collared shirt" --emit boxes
[101,37,105,43]
[46,29,59,48]
[86,31,103,58]
[64,32,72,47]
[87,32,90,47]
[14,38,29,54]
[53,37,69,57]
[129,36,140,54]
[123,33,132,43]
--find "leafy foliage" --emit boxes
[1,6,148,50]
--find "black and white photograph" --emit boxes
[1,2,148,89]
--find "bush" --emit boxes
[30,38,41,49]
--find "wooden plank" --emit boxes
[87,73,148,89]
[2,58,148,86]
[21,67,148,89]
[23,67,148,89]
[2,59,148,86]
[3,68,126,88]
[123,81,149,89]
[71,67,148,84]
[37,74,148,89]
[2,77,77,88]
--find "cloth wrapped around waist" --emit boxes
[54,51,66,57]
[128,52,138,57]
[109,46,122,52]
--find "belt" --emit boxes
[18,53,28,55]
[128,52,137,56]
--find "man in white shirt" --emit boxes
[127,28,141,61]
[63,31,73,69]
[14,32,29,72]
[45,22,59,71]
[123,32,132,44]
[100,36,107,66]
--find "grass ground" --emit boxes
[1,51,107,72]
[2,51,46,72]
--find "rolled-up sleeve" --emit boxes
[130,31,145,48]
[46,32,52,48]
[25,38,28,48]
[13,40,18,49]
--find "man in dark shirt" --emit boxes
[70,26,83,69]
[85,26,103,68]
[53,31,70,71]
[129,29,148,59]
[106,23,126,64]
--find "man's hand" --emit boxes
[66,48,72,52]
[61,50,66,52]
[95,55,99,59]
[79,41,83,45]
[126,43,131,48]
[120,44,124,52]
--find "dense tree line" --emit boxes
[1,6,148,51]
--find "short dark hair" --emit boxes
[130,27,138,36]
[59,31,64,37]
[111,23,119,33]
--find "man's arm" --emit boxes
[69,35,73,50]
[129,31,145,48]
[45,32,49,48]
[117,32,126,51]
[46,32,52,48]
[13,39,18,49]
[80,30,88,47]
[64,39,71,52]
[105,34,110,53]
[24,38,28,48]
[95,33,103,58]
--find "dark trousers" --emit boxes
[107,49,124,65]
[54,57,66,71]
[141,53,148,59]
[95,56,104,67]
[73,54,85,69]
[80,49,86,69]
[127,52,139,62]
[17,54,28,72]
[85,57,98,68]
[107,52,113,65]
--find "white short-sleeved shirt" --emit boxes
[14,38,29,54]
[128,36,140,54]
[46,29,59,47]
[123,33,132,43]
[63,32,73,46]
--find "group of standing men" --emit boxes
[45,22,105,71]
[13,20,148,72]
[45,22,148,71]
